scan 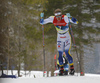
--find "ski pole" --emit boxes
[67,13,81,76]
[42,24,46,77]
[40,13,46,77]
[54,54,57,76]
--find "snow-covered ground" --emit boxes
[0,70,100,83]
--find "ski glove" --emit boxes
[40,13,44,18]
[66,13,72,17]
[40,13,44,25]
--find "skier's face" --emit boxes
[56,15,62,21]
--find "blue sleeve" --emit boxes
[71,17,77,23]
[40,18,44,25]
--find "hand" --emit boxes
[40,13,44,18]
[66,13,72,17]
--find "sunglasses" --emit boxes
[56,15,62,18]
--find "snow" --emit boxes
[1,70,100,83]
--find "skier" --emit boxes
[57,52,69,75]
[40,8,78,75]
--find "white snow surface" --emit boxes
[0,70,100,83]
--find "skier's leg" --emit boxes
[57,41,64,66]
[64,32,75,75]
[65,48,73,66]
[65,44,75,75]
[57,41,64,75]
[64,37,73,65]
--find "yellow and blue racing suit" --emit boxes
[40,15,78,66]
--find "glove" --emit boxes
[66,13,72,17]
[40,13,44,25]
[40,13,44,18]
[71,17,77,22]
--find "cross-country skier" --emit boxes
[40,8,78,75]
[57,52,69,75]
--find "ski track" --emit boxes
[1,75,100,83]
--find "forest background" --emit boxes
[0,0,100,77]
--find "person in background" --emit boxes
[57,52,69,75]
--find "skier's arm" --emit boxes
[69,17,78,24]
[64,16,78,25]
[40,16,54,25]
[65,13,78,24]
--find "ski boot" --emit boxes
[64,71,68,75]
[69,65,75,75]
[59,66,64,76]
